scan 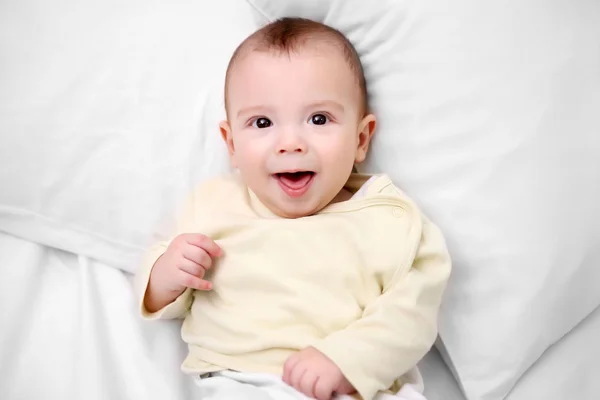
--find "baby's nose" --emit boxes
[276,130,307,154]
[277,143,306,154]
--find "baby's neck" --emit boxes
[330,188,354,204]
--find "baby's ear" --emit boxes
[219,121,237,167]
[355,114,377,163]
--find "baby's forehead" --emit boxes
[226,47,360,105]
[235,37,347,68]
[226,44,361,97]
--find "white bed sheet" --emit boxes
[0,231,196,400]
[420,347,466,400]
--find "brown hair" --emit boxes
[224,17,368,116]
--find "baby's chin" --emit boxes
[268,203,322,219]
[265,197,329,219]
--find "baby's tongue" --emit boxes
[278,172,312,189]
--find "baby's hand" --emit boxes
[283,347,356,400]
[148,233,222,298]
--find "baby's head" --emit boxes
[220,17,376,218]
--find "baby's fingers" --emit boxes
[178,257,206,278]
[184,234,223,258]
[314,376,335,400]
[298,369,319,399]
[182,245,213,270]
[179,271,212,291]
[283,353,300,384]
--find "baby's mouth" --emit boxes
[274,171,315,190]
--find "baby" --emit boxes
[136,17,451,400]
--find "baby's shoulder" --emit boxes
[361,174,422,213]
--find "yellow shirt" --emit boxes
[136,173,451,400]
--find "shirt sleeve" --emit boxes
[311,216,452,400]
[134,240,194,320]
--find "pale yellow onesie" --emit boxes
[136,172,451,400]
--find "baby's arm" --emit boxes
[134,183,221,319]
[135,233,221,318]
[311,217,451,400]
[135,240,180,317]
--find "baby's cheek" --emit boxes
[237,144,267,168]
[327,144,358,171]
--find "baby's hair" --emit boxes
[224,17,369,116]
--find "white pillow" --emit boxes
[246,0,600,399]
[0,0,252,272]
[506,306,600,400]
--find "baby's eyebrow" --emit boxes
[236,106,273,119]
[236,101,345,119]
[305,101,345,113]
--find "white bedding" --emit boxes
[2,2,600,399]
[0,0,255,272]
[506,303,600,400]
[420,348,465,400]
[0,231,195,400]
[2,230,598,400]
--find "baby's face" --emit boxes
[220,46,375,218]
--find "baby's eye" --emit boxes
[252,117,272,129]
[252,117,272,128]
[309,114,329,125]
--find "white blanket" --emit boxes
[0,231,194,400]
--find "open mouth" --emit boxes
[273,171,315,198]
